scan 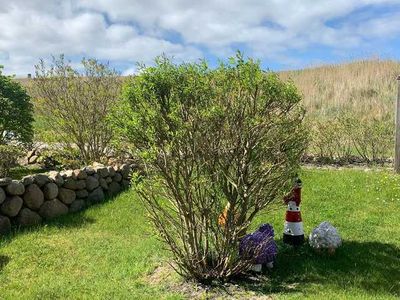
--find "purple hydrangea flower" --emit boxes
[239,224,278,264]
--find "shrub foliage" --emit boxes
[308,112,393,164]
[0,144,24,177]
[33,55,120,163]
[116,54,307,281]
[0,66,33,145]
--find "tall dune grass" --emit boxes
[280,59,400,162]
[280,59,400,120]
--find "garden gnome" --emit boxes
[283,177,304,246]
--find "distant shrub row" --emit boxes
[306,112,393,165]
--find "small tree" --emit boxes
[0,66,33,145]
[33,55,121,163]
[116,54,307,282]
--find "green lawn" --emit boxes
[0,168,399,299]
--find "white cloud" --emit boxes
[0,0,399,75]
[0,0,202,75]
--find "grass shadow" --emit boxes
[0,190,130,248]
[0,255,10,271]
[0,210,96,249]
[0,190,133,248]
[238,239,400,297]
[41,212,96,230]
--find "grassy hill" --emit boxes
[278,59,399,162]
[16,59,400,119]
[279,59,400,119]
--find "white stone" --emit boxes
[309,221,342,250]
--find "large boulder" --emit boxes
[108,182,121,196]
[28,155,38,164]
[48,171,64,186]
[62,170,76,179]
[74,169,88,180]
[105,177,113,184]
[95,166,109,178]
[87,187,105,203]
[107,166,116,177]
[58,188,76,204]
[39,199,68,219]
[0,178,12,187]
[120,164,131,179]
[23,184,44,210]
[21,175,34,186]
[63,178,78,190]
[26,149,35,159]
[1,196,23,217]
[113,173,122,183]
[99,178,108,190]
[0,215,11,235]
[86,176,99,191]
[76,189,89,199]
[6,181,25,196]
[121,180,131,190]
[92,162,104,168]
[17,208,42,227]
[69,200,85,213]
[76,180,86,190]
[33,174,50,187]
[83,166,95,175]
[0,187,5,204]
[43,182,59,200]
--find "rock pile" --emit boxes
[0,163,133,235]
[24,145,139,169]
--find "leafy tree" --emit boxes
[33,55,121,163]
[0,66,33,145]
[115,53,307,282]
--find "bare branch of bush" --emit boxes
[32,55,121,163]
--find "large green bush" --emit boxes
[33,55,121,163]
[0,66,33,145]
[114,54,307,281]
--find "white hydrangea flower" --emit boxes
[309,221,342,250]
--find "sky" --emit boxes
[1,0,400,77]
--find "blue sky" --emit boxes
[1,0,400,76]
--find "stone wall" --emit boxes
[0,163,133,235]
